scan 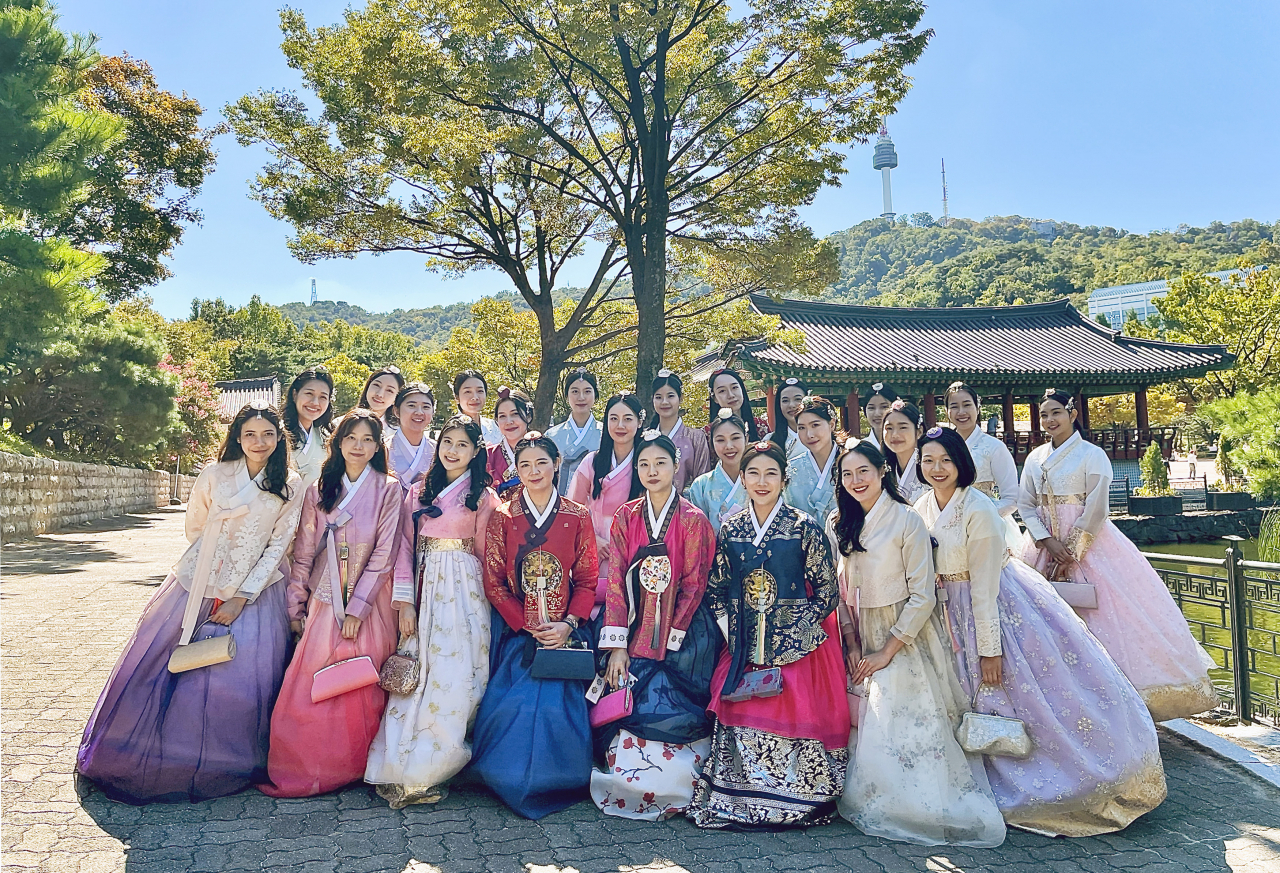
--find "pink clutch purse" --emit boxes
[311,655,380,703]
[722,666,783,702]
[589,686,634,727]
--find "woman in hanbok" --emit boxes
[284,366,334,486]
[651,368,711,493]
[78,402,305,803]
[452,369,501,446]
[707,367,768,442]
[1019,390,1219,722]
[592,432,720,820]
[568,392,644,618]
[388,382,436,496]
[547,367,601,495]
[945,382,1022,550]
[860,382,901,449]
[768,377,810,462]
[358,366,406,433]
[686,410,749,534]
[365,415,499,807]
[914,426,1167,836]
[881,399,928,505]
[487,386,532,500]
[262,410,402,797]
[688,441,849,829]
[783,395,842,524]
[471,432,599,819]
[830,440,1004,847]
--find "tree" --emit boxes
[229,0,919,397]
[321,353,371,415]
[1203,387,1280,499]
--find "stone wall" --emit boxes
[0,453,197,541]
[1112,508,1267,545]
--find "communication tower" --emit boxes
[310,278,317,306]
[941,159,950,227]
[872,126,898,219]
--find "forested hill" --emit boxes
[825,215,1275,308]
[277,216,1276,343]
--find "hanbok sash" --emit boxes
[1040,431,1084,501]
[714,465,746,527]
[177,463,266,646]
[723,501,784,696]
[317,466,371,627]
[494,441,521,496]
[409,472,471,590]
[623,491,678,648]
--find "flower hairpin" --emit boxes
[385,365,402,375]
[784,377,799,386]
[641,429,662,441]
[249,399,270,410]
[752,441,772,452]
[717,408,734,421]
[872,382,884,392]
[525,430,544,442]
[890,398,907,410]
[498,386,511,400]
[926,426,944,438]
[843,437,861,450]
[637,409,647,423]
[657,368,673,378]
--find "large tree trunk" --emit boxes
[530,296,566,431]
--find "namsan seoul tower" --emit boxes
[872,125,898,219]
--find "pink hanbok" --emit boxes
[1019,432,1218,722]
[568,450,636,613]
[260,467,402,797]
[661,419,712,494]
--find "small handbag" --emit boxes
[722,666,783,702]
[531,645,597,681]
[589,685,634,728]
[168,623,236,674]
[1046,560,1099,610]
[379,637,420,695]
[956,685,1033,758]
[311,655,381,703]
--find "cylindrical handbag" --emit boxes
[956,684,1033,758]
[168,620,236,674]
[379,636,420,695]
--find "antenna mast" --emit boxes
[940,159,949,227]
[309,278,317,306]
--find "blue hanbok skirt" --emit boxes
[469,611,594,819]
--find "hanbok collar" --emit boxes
[337,464,372,514]
[646,489,678,538]
[930,485,968,530]
[567,414,597,447]
[607,449,634,478]
[713,463,742,492]
[438,471,471,503]
[396,426,431,470]
[750,500,784,547]
[231,459,266,499]
[1044,430,1082,470]
[500,438,517,472]
[522,489,559,529]
[864,489,893,529]
[962,427,983,449]
[300,425,319,455]
[806,441,837,483]
[661,418,684,441]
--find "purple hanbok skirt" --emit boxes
[943,560,1167,836]
[77,574,292,803]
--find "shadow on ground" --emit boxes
[2,510,183,578]
[71,733,1273,873]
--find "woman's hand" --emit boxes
[605,648,630,689]
[289,619,305,638]
[980,655,1003,686]
[1037,536,1074,566]
[532,621,572,649]
[852,636,904,685]
[208,597,247,626]
[843,637,862,678]
[341,615,363,640]
[397,605,417,637]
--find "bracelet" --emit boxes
[563,615,580,630]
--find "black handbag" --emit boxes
[530,645,596,681]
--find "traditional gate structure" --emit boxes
[693,295,1235,466]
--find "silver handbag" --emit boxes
[956,684,1033,758]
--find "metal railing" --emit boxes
[1169,475,1210,511]
[1108,476,1132,515]
[1145,539,1280,725]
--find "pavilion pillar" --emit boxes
[845,389,862,437]
[923,392,938,427]
[1135,386,1149,432]
[764,384,777,431]
[1001,391,1015,438]
[1076,391,1090,431]
[1030,398,1041,438]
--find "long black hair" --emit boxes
[318,409,389,512]
[770,377,808,446]
[419,414,491,512]
[916,426,977,488]
[283,367,334,447]
[357,366,405,427]
[833,440,907,556]
[708,367,762,441]
[1040,388,1086,435]
[881,399,924,477]
[219,403,292,502]
[591,392,645,500]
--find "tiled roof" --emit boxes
[727,296,1234,392]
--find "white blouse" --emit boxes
[914,487,1007,658]
[291,426,326,487]
[964,428,1020,518]
[1017,431,1112,556]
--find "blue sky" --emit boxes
[56,0,1280,318]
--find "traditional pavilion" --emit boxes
[692,295,1235,466]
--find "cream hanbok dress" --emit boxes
[964,428,1023,551]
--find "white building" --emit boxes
[1087,268,1249,328]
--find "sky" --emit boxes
[54,0,1280,319]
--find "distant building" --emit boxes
[1087,268,1250,327]
[214,376,280,421]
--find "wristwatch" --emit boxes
[563,615,580,630]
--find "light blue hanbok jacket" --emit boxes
[686,463,748,534]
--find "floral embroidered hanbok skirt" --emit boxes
[77,575,291,803]
[944,560,1167,836]
[1021,506,1220,722]
[364,547,491,807]
[841,602,1005,847]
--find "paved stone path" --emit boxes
[4,509,1280,873]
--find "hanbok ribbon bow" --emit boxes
[321,513,354,626]
[179,503,252,646]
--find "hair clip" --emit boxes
[637,409,647,423]
[657,368,673,378]
[641,429,661,441]
[711,367,729,377]
[384,365,402,375]
[752,441,772,452]
[784,377,799,386]
[498,386,511,400]
[573,366,589,374]
[843,437,861,450]
[249,399,270,411]
[674,448,683,463]
[926,426,944,438]
[801,394,817,405]
[717,408,734,420]
[918,415,925,427]
[872,382,884,392]
[525,430,543,441]
[890,398,906,410]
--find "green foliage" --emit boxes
[321,353,371,415]
[825,216,1277,309]
[1135,441,1172,497]
[1203,388,1280,499]
[1258,508,1280,563]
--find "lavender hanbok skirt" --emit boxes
[944,560,1167,836]
[77,574,292,803]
